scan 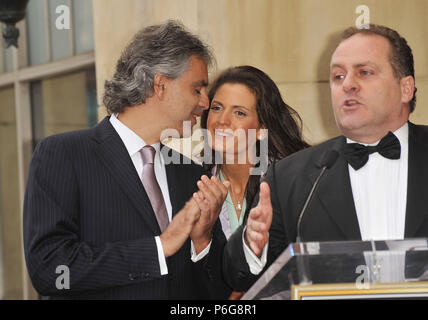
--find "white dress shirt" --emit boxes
[110,114,209,275]
[348,122,408,241]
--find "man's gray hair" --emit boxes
[103,20,214,114]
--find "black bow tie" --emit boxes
[343,131,401,170]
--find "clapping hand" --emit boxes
[191,175,230,254]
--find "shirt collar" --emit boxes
[110,114,162,161]
[346,122,409,148]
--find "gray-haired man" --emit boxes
[24,20,231,299]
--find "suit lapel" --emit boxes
[162,145,179,218]
[92,117,160,234]
[405,122,428,237]
[310,137,362,240]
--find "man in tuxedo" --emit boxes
[224,24,428,291]
[23,20,232,299]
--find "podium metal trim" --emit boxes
[291,281,428,300]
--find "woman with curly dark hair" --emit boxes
[200,65,310,243]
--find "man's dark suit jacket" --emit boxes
[23,117,230,299]
[223,122,428,291]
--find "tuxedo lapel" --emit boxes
[405,123,428,237]
[92,117,160,234]
[310,137,362,240]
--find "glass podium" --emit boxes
[241,239,428,300]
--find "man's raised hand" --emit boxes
[244,182,272,257]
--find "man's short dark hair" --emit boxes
[341,24,417,112]
[103,20,214,114]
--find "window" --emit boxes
[0,0,96,299]
[25,0,94,67]
[31,68,97,146]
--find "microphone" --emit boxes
[296,150,339,242]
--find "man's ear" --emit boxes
[153,74,167,99]
[400,75,415,105]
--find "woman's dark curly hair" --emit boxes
[201,66,310,207]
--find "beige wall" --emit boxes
[93,0,428,148]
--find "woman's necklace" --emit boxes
[236,200,242,211]
[222,171,245,212]
[232,192,243,211]
[230,188,244,212]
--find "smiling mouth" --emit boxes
[214,130,234,137]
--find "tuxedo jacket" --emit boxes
[223,122,428,291]
[23,117,230,299]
